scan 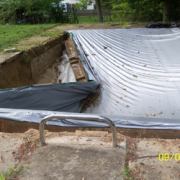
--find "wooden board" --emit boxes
[64,38,78,60]
[71,63,87,82]
[65,35,88,82]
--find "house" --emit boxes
[61,0,95,10]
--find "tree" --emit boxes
[162,0,180,22]
[75,0,92,10]
[101,0,113,20]
[75,0,103,22]
[95,0,103,21]
[111,0,180,22]
[0,0,66,23]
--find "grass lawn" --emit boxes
[77,15,112,24]
[0,24,60,51]
[0,19,133,52]
[0,21,112,52]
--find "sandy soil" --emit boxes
[50,23,147,31]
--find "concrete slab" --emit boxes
[17,133,126,180]
[19,144,125,180]
[45,135,112,147]
[0,129,126,180]
[129,139,180,180]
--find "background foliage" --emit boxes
[0,0,71,24]
[111,0,180,22]
[75,0,92,10]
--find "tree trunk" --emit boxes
[163,0,172,22]
[95,0,103,22]
[109,8,112,21]
[72,8,79,23]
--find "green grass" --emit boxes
[78,15,99,23]
[114,166,131,180]
[77,15,112,24]
[0,19,143,52]
[0,166,29,180]
[0,24,60,51]
[76,15,133,26]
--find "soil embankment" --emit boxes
[0,34,66,89]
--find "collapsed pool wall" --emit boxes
[31,38,65,81]
[0,32,99,113]
[0,34,66,89]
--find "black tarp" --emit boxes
[0,81,99,112]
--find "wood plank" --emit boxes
[64,36,78,60]
[65,35,88,82]
[71,62,88,82]
[69,59,79,64]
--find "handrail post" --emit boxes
[39,114,117,147]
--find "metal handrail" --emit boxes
[39,114,117,147]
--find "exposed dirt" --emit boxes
[98,132,180,180]
[20,34,65,62]
[125,137,180,180]
[51,23,147,31]
[0,23,147,90]
[13,129,59,163]
[0,57,33,89]
[81,88,100,112]
[0,34,66,89]
[34,61,61,85]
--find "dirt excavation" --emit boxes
[1,25,180,180]
[0,32,89,91]
[0,34,67,89]
[0,23,147,90]
[35,51,75,85]
[48,23,147,31]
[0,35,64,89]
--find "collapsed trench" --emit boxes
[0,33,88,89]
[34,33,89,85]
[0,33,100,120]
